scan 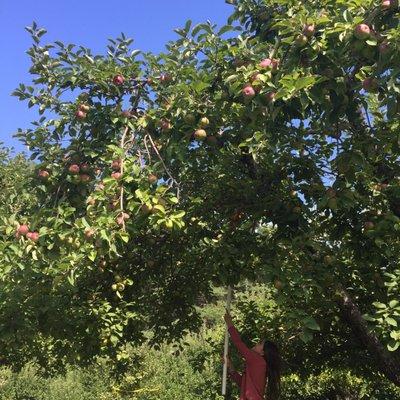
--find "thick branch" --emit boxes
[334,285,400,386]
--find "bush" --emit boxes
[282,369,400,400]
[0,362,117,400]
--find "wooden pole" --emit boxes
[222,285,233,396]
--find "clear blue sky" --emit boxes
[0,1,232,154]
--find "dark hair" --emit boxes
[263,340,281,400]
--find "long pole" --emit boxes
[222,285,233,396]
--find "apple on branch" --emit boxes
[302,24,315,37]
[68,164,80,175]
[38,169,50,180]
[148,174,158,184]
[113,74,125,85]
[111,171,122,180]
[16,224,29,237]
[75,110,86,120]
[194,129,207,141]
[242,84,256,99]
[354,24,370,40]
[199,117,210,128]
[26,231,40,242]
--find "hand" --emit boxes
[224,310,233,327]
[221,355,234,371]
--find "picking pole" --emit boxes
[222,285,233,396]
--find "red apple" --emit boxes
[160,73,172,83]
[242,85,256,98]
[303,24,315,37]
[111,171,122,180]
[148,174,158,184]
[362,77,378,92]
[38,169,50,180]
[17,224,29,236]
[111,160,121,171]
[79,174,91,183]
[381,0,392,9]
[194,129,207,141]
[354,24,370,40]
[27,231,39,242]
[69,164,80,175]
[113,74,125,85]
[80,163,90,172]
[264,92,276,103]
[75,110,87,120]
[259,58,272,68]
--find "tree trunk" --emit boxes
[334,285,400,386]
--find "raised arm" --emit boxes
[224,311,255,361]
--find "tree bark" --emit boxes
[334,285,400,386]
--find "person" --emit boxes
[223,311,281,400]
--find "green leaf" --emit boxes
[88,251,97,262]
[389,300,399,308]
[300,329,314,343]
[386,317,398,327]
[295,76,317,91]
[119,232,130,243]
[388,340,400,352]
[373,302,387,309]
[303,317,320,331]
[218,25,234,35]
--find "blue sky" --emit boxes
[0,1,232,154]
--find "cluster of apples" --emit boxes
[15,224,39,242]
[295,23,316,47]
[353,14,395,91]
[326,187,376,231]
[111,159,122,180]
[241,57,279,102]
[67,161,92,183]
[75,103,90,120]
[111,274,126,292]
[193,116,210,141]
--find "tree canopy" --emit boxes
[1,0,400,385]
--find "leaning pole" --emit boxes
[222,285,233,396]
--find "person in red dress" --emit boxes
[223,311,281,400]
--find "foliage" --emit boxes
[1,0,400,381]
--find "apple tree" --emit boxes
[1,0,400,385]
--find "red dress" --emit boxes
[228,325,267,400]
